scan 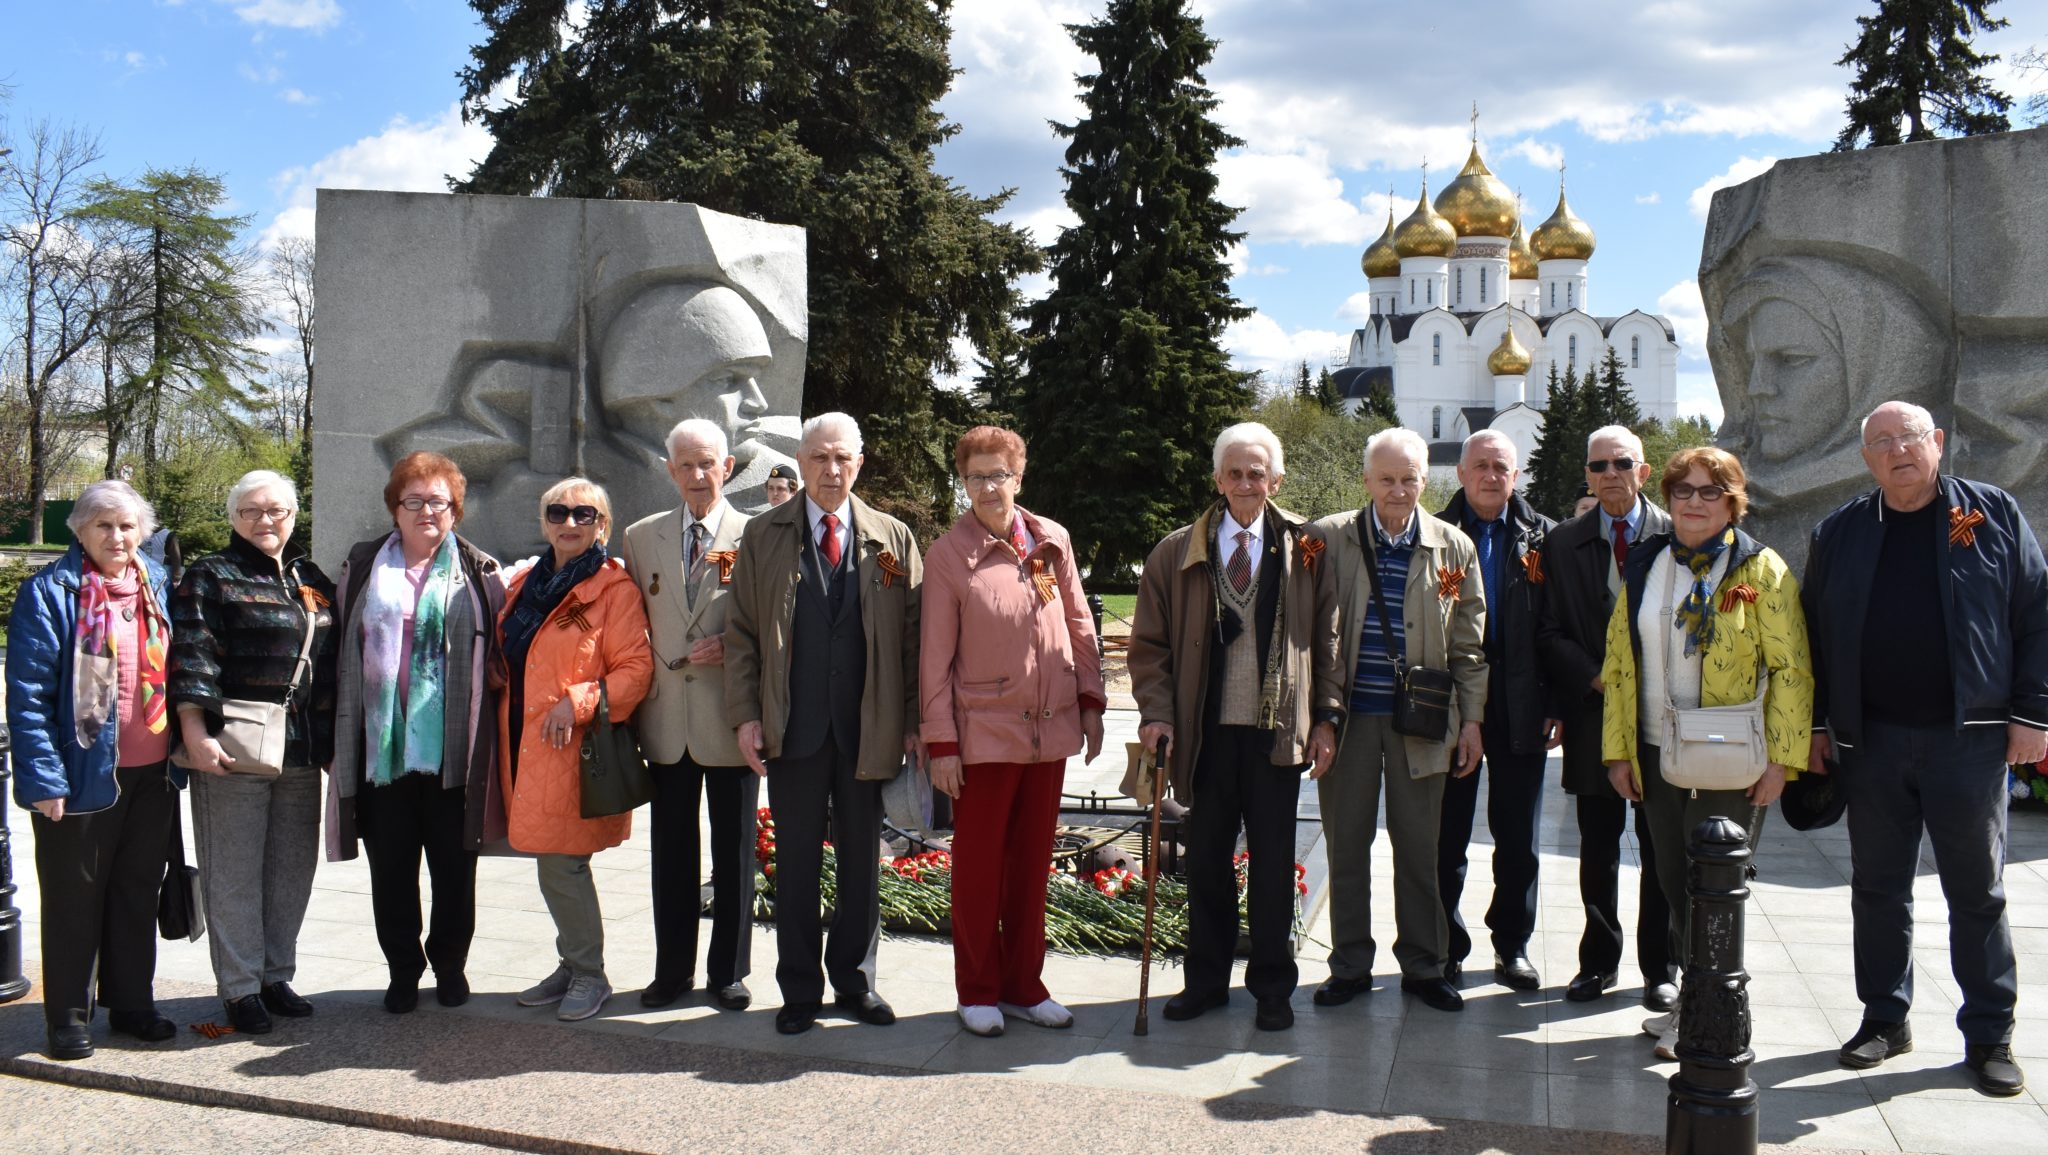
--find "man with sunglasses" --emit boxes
[724,411,923,1036]
[1535,424,1680,1011]
[621,418,758,1015]
[1803,401,2047,1096]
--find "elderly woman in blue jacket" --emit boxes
[7,481,183,1061]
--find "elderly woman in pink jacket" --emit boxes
[922,425,1106,1038]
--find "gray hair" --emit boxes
[225,469,298,521]
[67,479,158,539]
[1363,427,1428,472]
[1585,424,1644,461]
[801,411,863,456]
[1212,422,1287,478]
[1461,429,1519,469]
[1860,401,1936,441]
[665,417,730,462]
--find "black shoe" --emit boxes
[225,994,273,1035]
[1162,988,1229,1021]
[1837,1019,1912,1069]
[1643,981,1678,1012]
[1564,971,1617,1002]
[714,982,752,1011]
[1443,958,1463,985]
[639,975,695,1009]
[775,1001,820,1035]
[384,980,420,1014]
[1312,975,1372,1007]
[833,990,896,1025]
[435,973,470,1007]
[1400,977,1465,1012]
[260,982,313,1018]
[108,1009,177,1042]
[46,1025,93,1060]
[1965,1043,2026,1096]
[1254,998,1294,1031]
[1495,954,1541,992]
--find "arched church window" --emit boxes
[1631,335,1640,368]
[1432,334,1442,366]
[1432,406,1442,438]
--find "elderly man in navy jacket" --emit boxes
[1804,401,2048,1098]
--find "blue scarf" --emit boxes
[502,543,607,677]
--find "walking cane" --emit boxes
[1134,734,1169,1036]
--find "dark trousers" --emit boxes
[1184,722,1303,1003]
[358,774,476,983]
[1574,792,1678,985]
[1438,717,1545,961]
[1637,741,1762,963]
[767,742,881,1004]
[1844,721,2017,1044]
[32,762,177,1028]
[649,755,759,989]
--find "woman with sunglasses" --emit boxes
[1597,447,1813,1060]
[498,479,652,1021]
[170,469,338,1036]
[327,452,507,1013]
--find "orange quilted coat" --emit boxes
[496,559,653,856]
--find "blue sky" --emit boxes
[8,0,2045,424]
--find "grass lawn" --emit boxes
[1097,593,1137,630]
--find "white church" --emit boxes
[1333,134,1679,467]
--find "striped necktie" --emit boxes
[1227,529,1252,593]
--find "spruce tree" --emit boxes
[1295,360,1314,403]
[1835,0,2011,149]
[1587,345,1643,429]
[455,0,1040,518]
[1315,366,1343,414]
[1360,380,1400,426]
[1016,0,1253,576]
[1525,362,1587,519]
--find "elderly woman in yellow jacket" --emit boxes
[1601,446,1813,1059]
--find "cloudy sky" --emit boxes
[8,0,2045,423]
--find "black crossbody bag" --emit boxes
[1363,520,1455,740]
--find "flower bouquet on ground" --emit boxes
[2011,762,2048,809]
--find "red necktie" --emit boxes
[821,513,842,569]
[1611,519,1629,569]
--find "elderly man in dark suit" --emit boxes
[724,411,922,1036]
[1535,424,1678,1011]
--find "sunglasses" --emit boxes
[1586,457,1638,473]
[545,504,602,526]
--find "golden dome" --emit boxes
[1509,213,1539,280]
[1530,185,1596,261]
[1433,144,1518,237]
[1487,326,1533,376]
[1392,176,1458,259]
[1360,205,1400,279]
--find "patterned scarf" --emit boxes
[1670,526,1735,657]
[73,558,169,749]
[362,533,460,786]
[502,542,608,676]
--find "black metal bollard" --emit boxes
[0,724,28,1003]
[1667,816,1758,1155]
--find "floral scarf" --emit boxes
[362,533,460,786]
[1670,526,1735,657]
[74,559,169,749]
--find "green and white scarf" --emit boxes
[362,532,459,786]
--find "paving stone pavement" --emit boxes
[2,707,2045,1153]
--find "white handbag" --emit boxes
[1655,555,1767,793]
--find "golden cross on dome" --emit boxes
[1470,101,1479,143]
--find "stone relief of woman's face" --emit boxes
[1741,297,1846,464]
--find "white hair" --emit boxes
[665,417,729,462]
[1212,422,1286,478]
[67,479,158,539]
[1461,429,1519,469]
[1861,401,1935,440]
[225,469,297,521]
[801,411,863,456]
[1584,424,1644,461]
[1363,427,1428,472]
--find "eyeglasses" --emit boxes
[964,471,1016,489]
[399,497,453,513]
[1586,458,1638,474]
[545,504,602,526]
[1668,483,1728,503]
[236,506,295,523]
[1864,428,1934,454]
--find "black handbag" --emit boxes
[157,794,205,942]
[1365,525,1455,741]
[579,680,657,818]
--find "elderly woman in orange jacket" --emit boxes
[498,478,652,1022]
[921,426,1105,1038]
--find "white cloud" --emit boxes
[229,0,342,31]
[1243,263,1288,277]
[940,2,1090,145]
[1688,155,1776,220]
[1215,149,1377,247]
[239,61,283,85]
[280,88,316,105]
[1223,312,1347,381]
[260,101,494,250]
[1335,291,1376,324]
[1676,371,1724,426]
[1635,192,1661,205]
[1003,200,1078,247]
[1506,138,1564,171]
[1657,280,1709,366]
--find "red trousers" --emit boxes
[950,759,1064,1006]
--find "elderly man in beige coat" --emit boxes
[1312,428,1487,1014]
[621,418,757,1014]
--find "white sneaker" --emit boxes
[557,973,612,1021]
[999,998,1075,1029]
[1641,1011,1674,1039]
[1654,1016,1680,1061]
[958,1004,1004,1037]
[516,965,572,1007]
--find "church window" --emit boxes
[1567,282,1575,309]
[1432,406,1442,438]
[1432,334,1442,365]
[1427,280,1434,305]
[1568,335,1577,367]
[1455,267,1463,305]
[1549,283,1557,310]
[1479,267,1488,304]
[1631,335,1640,367]
[1409,280,1415,305]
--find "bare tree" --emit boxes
[268,235,314,467]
